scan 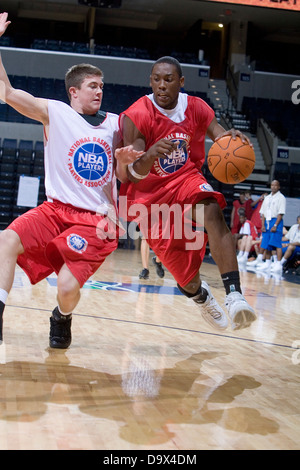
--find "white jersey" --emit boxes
[259,190,286,221]
[44,100,121,214]
[286,224,300,244]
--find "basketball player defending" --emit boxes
[119,56,257,331]
[0,13,142,348]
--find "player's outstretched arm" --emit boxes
[0,12,49,126]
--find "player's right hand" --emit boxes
[148,139,178,160]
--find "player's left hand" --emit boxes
[215,128,253,147]
[0,12,11,37]
[115,145,144,164]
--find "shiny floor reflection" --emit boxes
[0,249,299,450]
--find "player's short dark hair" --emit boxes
[151,56,183,78]
[65,63,104,100]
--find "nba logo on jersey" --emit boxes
[199,183,214,192]
[72,142,109,181]
[154,139,188,176]
[67,234,88,253]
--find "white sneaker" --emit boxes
[270,263,275,272]
[193,281,228,330]
[256,262,271,271]
[255,262,265,269]
[271,261,282,274]
[225,291,257,331]
[247,259,259,267]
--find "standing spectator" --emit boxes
[230,191,247,235]
[246,193,267,266]
[250,193,267,235]
[257,180,286,273]
[244,190,254,219]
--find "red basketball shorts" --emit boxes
[121,169,226,287]
[7,200,119,287]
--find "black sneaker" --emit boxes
[152,257,165,278]
[49,307,72,349]
[139,268,149,279]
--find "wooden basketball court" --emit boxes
[0,247,299,450]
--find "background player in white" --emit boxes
[0,12,142,348]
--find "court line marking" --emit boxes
[5,303,298,351]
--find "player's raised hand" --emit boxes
[0,12,11,37]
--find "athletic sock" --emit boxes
[53,306,72,321]
[177,283,208,303]
[221,271,242,295]
[0,288,8,305]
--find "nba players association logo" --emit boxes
[68,137,112,187]
[199,183,214,192]
[67,234,88,253]
[154,137,189,176]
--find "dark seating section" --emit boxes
[242,97,300,147]
[270,161,300,198]
[272,161,290,195]
[0,36,12,47]
[0,139,45,230]
[30,39,202,64]
[290,163,300,198]
[0,76,213,118]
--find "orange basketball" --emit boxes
[207,135,255,184]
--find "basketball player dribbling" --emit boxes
[119,56,257,331]
[0,12,142,348]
